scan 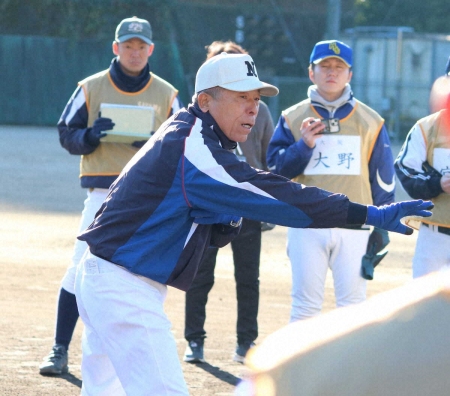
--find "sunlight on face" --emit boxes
[113,38,154,76]
[203,89,260,142]
[309,58,352,102]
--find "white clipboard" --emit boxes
[99,103,155,144]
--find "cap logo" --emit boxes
[245,61,258,78]
[329,42,340,55]
[128,22,144,33]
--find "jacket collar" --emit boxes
[109,57,151,93]
[308,84,355,114]
[188,103,237,150]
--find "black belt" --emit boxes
[423,223,450,236]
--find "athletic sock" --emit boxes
[54,287,79,350]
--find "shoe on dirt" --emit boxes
[39,344,68,375]
[183,339,205,363]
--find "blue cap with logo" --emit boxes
[310,40,352,67]
[115,16,153,45]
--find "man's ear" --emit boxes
[112,41,119,56]
[197,92,211,113]
[148,43,155,57]
[308,67,315,85]
[347,70,353,83]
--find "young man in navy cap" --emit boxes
[268,40,396,322]
[39,16,183,375]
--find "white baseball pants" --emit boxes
[61,188,109,294]
[75,251,189,395]
[413,223,450,278]
[287,227,369,322]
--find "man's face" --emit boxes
[309,57,352,101]
[200,89,260,142]
[112,38,154,76]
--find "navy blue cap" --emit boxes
[115,17,153,45]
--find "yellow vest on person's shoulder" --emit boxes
[419,110,450,226]
[283,98,384,205]
[79,70,178,178]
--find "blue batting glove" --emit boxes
[366,200,434,235]
[191,209,242,227]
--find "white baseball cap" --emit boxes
[195,53,279,97]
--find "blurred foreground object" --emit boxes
[429,55,450,115]
[239,268,450,396]
[429,75,450,115]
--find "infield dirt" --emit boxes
[0,126,415,395]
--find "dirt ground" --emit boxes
[0,126,417,395]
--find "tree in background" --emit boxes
[0,0,173,41]
[0,0,338,78]
[2,1,449,44]
[353,0,450,33]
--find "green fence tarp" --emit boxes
[0,35,187,126]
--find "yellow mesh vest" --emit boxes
[283,99,384,205]
[79,70,178,177]
[419,110,450,226]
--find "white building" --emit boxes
[341,26,450,140]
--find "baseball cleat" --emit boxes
[183,339,205,363]
[39,344,69,375]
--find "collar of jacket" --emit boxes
[109,57,151,93]
[188,103,237,151]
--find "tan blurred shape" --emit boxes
[241,269,450,396]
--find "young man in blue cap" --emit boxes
[268,40,396,322]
